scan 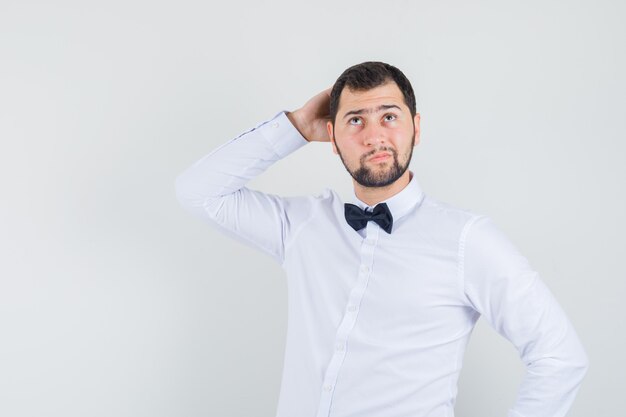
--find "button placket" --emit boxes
[316,226,380,417]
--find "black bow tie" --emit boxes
[344,202,394,234]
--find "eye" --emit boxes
[384,114,397,122]
[349,117,362,125]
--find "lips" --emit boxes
[369,152,391,162]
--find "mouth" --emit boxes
[368,152,391,162]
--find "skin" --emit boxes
[287,81,421,206]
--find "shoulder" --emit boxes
[418,194,487,235]
[417,196,527,279]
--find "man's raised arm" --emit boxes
[174,88,331,265]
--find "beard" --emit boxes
[335,131,415,188]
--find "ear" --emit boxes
[413,113,421,147]
[327,121,338,155]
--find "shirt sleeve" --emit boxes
[174,110,310,265]
[461,215,589,417]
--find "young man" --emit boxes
[175,62,588,417]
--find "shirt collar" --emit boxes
[348,170,425,222]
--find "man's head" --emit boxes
[326,61,420,188]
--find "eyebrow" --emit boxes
[342,104,402,120]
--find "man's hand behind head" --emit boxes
[286,88,332,142]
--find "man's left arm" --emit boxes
[462,215,589,417]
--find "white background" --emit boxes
[1,0,624,416]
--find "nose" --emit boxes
[362,122,386,147]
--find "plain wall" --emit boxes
[1,0,624,416]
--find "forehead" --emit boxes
[338,81,407,113]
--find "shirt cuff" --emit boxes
[258,110,310,158]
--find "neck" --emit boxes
[354,170,412,206]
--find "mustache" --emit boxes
[363,147,396,160]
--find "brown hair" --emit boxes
[329,61,417,124]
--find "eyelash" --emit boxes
[349,114,397,125]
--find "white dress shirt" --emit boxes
[175,110,588,417]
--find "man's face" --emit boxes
[327,81,420,188]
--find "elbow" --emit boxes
[174,170,224,220]
[524,341,590,385]
[562,337,590,384]
[561,342,590,386]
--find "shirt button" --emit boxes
[360,265,369,273]
[324,384,333,391]
[272,121,279,128]
[348,305,357,312]
[336,342,344,351]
